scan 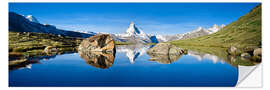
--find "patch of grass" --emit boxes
[9,31,83,59]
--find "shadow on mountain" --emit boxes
[147,53,182,64]
[79,51,115,69]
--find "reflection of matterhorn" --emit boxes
[188,50,225,64]
[116,44,150,64]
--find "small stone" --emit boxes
[241,53,251,59]
[227,46,241,55]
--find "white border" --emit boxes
[3,0,270,90]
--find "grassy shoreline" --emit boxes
[9,31,82,59]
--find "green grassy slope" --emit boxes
[9,32,83,58]
[171,4,261,49]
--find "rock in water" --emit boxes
[147,43,184,64]
[148,53,182,64]
[253,48,262,57]
[147,43,184,55]
[78,34,115,53]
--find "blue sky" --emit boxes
[9,3,259,35]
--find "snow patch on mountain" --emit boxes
[114,22,158,43]
[9,12,95,38]
[155,24,225,42]
[25,15,39,23]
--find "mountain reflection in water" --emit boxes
[116,44,150,64]
[9,45,242,87]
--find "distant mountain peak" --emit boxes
[25,15,39,23]
[207,24,225,34]
[126,22,143,36]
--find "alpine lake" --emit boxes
[9,44,259,87]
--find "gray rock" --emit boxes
[253,48,262,56]
[147,43,185,55]
[227,46,241,55]
[44,46,58,53]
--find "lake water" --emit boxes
[9,45,238,87]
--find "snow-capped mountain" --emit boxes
[9,12,94,38]
[155,24,225,42]
[113,22,159,43]
[207,24,225,34]
[25,15,39,23]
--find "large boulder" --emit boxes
[78,34,115,53]
[147,43,185,55]
[253,48,262,57]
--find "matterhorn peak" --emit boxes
[126,22,144,36]
[26,15,39,23]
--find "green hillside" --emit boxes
[9,32,83,58]
[171,4,261,49]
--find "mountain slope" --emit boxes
[171,4,261,49]
[9,12,94,38]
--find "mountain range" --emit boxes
[113,22,225,43]
[9,12,95,38]
[9,12,225,43]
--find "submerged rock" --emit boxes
[146,43,184,64]
[147,43,185,55]
[78,34,115,53]
[148,53,182,64]
[79,51,115,69]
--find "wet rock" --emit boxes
[147,43,185,55]
[227,46,241,55]
[44,46,58,53]
[78,34,115,53]
[253,48,262,57]
[241,53,251,60]
[147,43,184,64]
[79,51,115,69]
